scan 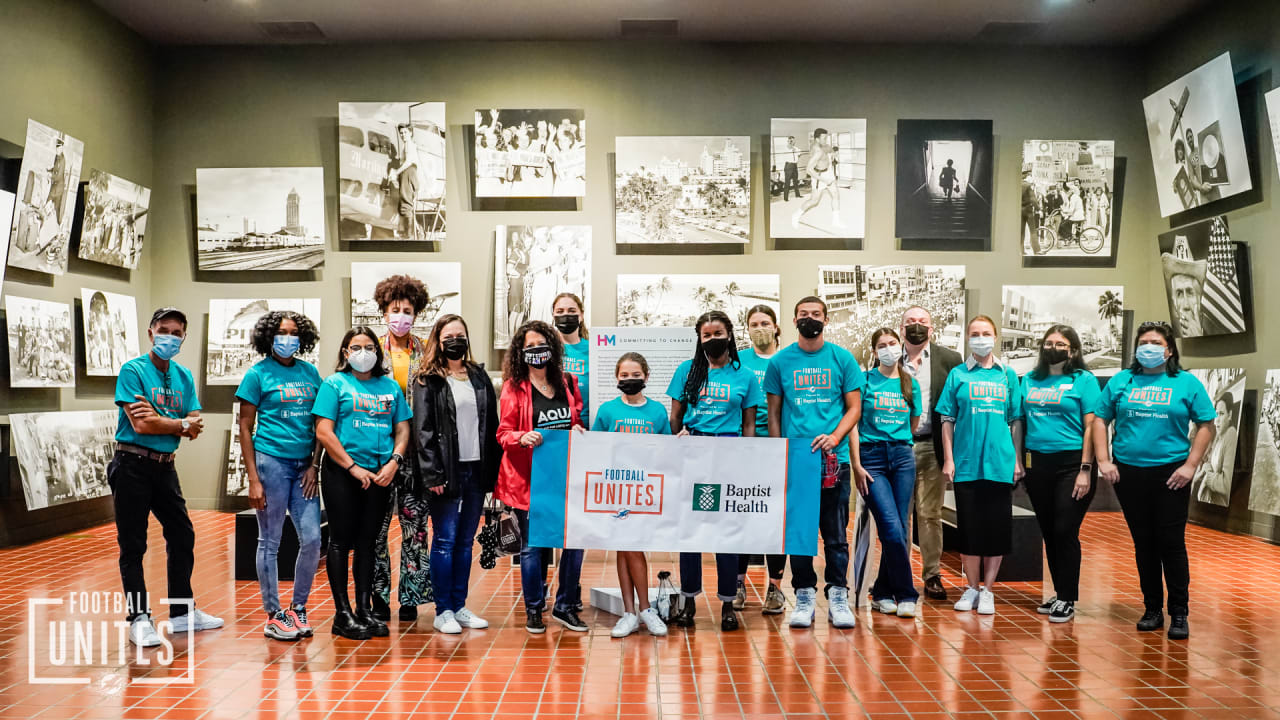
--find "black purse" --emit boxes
[478,496,522,569]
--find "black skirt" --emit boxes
[954,479,1013,556]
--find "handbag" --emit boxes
[477,496,522,570]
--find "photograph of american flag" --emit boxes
[1204,216,1246,334]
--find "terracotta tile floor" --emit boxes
[3,511,1280,719]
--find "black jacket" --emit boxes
[924,342,964,458]
[411,364,501,498]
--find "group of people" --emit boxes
[12,313,73,384]
[79,195,145,268]
[474,109,586,196]
[1022,175,1113,245]
[106,281,1216,647]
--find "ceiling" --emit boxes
[90,0,1213,46]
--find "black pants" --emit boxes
[783,162,801,201]
[790,464,851,594]
[1114,460,1191,615]
[738,553,787,580]
[1024,450,1095,602]
[322,458,394,604]
[107,451,194,621]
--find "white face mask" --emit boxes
[347,348,378,373]
[969,336,996,357]
[876,346,900,368]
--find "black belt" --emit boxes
[864,440,911,447]
[116,443,176,464]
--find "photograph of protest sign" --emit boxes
[1021,141,1115,259]
[474,109,584,198]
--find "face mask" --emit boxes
[553,314,581,334]
[701,337,731,359]
[748,328,775,350]
[273,335,300,359]
[387,312,414,337]
[969,336,995,357]
[796,317,825,339]
[1136,343,1168,369]
[1043,347,1069,365]
[441,337,469,361]
[152,333,183,360]
[903,323,930,345]
[617,378,646,396]
[523,344,552,369]
[347,348,378,373]
[876,346,901,368]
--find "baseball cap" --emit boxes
[150,307,188,327]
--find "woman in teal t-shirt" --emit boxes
[313,326,412,641]
[553,292,591,426]
[1093,321,1214,640]
[852,328,922,618]
[1019,324,1101,624]
[937,315,1023,617]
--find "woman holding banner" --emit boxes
[496,320,588,635]
[666,310,764,632]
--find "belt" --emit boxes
[864,439,911,447]
[117,443,176,464]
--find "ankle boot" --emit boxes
[355,591,390,637]
[330,590,372,640]
[671,598,696,628]
[371,593,392,622]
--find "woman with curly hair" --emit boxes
[234,311,323,642]
[370,274,434,623]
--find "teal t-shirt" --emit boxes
[562,339,590,425]
[1020,370,1101,453]
[666,358,764,436]
[1094,369,1215,467]
[235,357,323,460]
[113,354,202,454]
[935,361,1022,484]
[763,341,865,464]
[591,396,672,435]
[738,347,775,437]
[311,372,412,469]
[858,369,922,444]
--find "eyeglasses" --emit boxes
[1044,342,1071,350]
[347,344,378,353]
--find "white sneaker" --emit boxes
[896,601,917,618]
[169,608,223,633]
[873,598,899,615]
[954,587,980,612]
[611,612,640,638]
[789,588,816,628]
[128,614,161,647]
[977,590,996,615]
[433,610,462,634]
[638,607,668,636]
[454,608,489,629]
[827,587,856,629]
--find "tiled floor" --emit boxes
[3,510,1280,719]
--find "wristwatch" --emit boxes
[180,418,191,433]
[391,452,405,465]
[1080,462,1094,472]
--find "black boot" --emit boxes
[720,601,740,632]
[1168,615,1189,640]
[328,548,372,640]
[356,592,390,637]
[371,594,392,623]
[671,598,696,628]
[1136,609,1164,632]
[399,605,418,622]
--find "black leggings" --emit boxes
[322,457,393,603]
[1024,449,1095,602]
[1114,460,1191,615]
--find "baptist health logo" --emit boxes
[693,483,721,511]
[27,593,194,685]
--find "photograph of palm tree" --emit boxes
[616,274,779,345]
[1000,286,1125,376]
[615,137,751,245]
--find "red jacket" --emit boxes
[495,374,584,510]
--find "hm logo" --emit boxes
[596,334,616,347]
[692,483,721,512]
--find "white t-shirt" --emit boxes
[448,375,481,462]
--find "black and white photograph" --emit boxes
[817,265,965,367]
[615,136,751,245]
[1142,52,1252,217]
[1248,370,1280,517]
[1188,368,1245,508]
[1021,141,1116,258]
[338,102,446,243]
[81,288,139,376]
[226,401,249,497]
[493,224,590,348]
[6,119,84,275]
[474,109,585,198]
[769,119,866,240]
[0,189,14,288]
[1266,87,1280,181]
[615,274,780,346]
[77,170,150,269]
[5,295,73,388]
[206,298,322,385]
[1158,215,1247,339]
[9,410,115,511]
[1001,286,1125,376]
[196,167,326,271]
[894,119,993,242]
[350,261,462,340]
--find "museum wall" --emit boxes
[0,0,155,544]
[146,40,1163,510]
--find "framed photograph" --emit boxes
[894,119,993,246]
[9,410,116,510]
[474,109,584,198]
[6,119,84,275]
[206,298,322,385]
[0,189,14,289]
[196,167,326,271]
[81,288,140,376]
[493,225,590,349]
[338,102,446,242]
[769,119,866,241]
[78,170,150,269]
[225,401,249,497]
[1142,52,1252,217]
[1157,216,1247,338]
[1249,369,1280,516]
[1021,141,1116,260]
[1000,286,1125,376]
[350,261,462,340]
[615,136,751,245]
[5,295,73,388]
[615,274,780,347]
[1188,367,1245,507]
[1266,87,1280,181]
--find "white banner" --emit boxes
[588,327,697,413]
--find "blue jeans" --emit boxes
[255,452,322,613]
[859,442,919,603]
[679,552,739,602]
[514,508,584,613]
[428,463,486,613]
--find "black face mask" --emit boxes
[523,344,552,369]
[796,317,825,339]
[1043,347,1070,365]
[903,323,930,345]
[617,378,646,396]
[554,314,581,334]
[442,337,469,361]
[701,337,731,359]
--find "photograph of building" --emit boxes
[1000,286,1125,375]
[615,136,751,244]
[817,265,965,367]
[196,167,326,271]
